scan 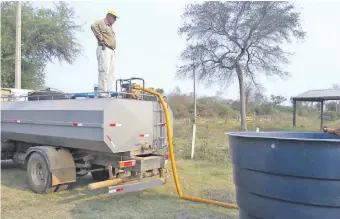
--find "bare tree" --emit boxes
[177,1,306,130]
[244,80,254,106]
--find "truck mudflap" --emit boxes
[25,146,76,186]
[108,178,166,195]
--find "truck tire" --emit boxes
[27,152,56,194]
[90,164,115,181]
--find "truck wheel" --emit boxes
[90,164,115,181]
[27,152,56,194]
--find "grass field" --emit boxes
[1,117,339,219]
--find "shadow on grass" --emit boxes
[1,160,23,169]
[1,160,91,192]
[199,188,237,205]
[1,161,31,191]
[68,190,239,219]
[1,160,115,199]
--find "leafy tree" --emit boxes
[326,101,337,112]
[331,84,340,114]
[1,2,83,89]
[270,95,287,106]
[144,87,164,100]
[325,101,340,120]
[177,1,305,130]
[155,88,165,95]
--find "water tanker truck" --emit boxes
[1,78,173,194]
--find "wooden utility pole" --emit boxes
[15,1,22,89]
[191,58,197,159]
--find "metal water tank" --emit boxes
[228,132,340,219]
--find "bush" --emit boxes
[326,111,338,121]
[298,108,309,117]
[166,92,321,122]
[254,103,274,115]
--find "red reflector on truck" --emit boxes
[106,135,116,148]
[119,160,135,168]
[72,122,82,127]
[109,187,124,194]
[106,135,112,142]
[116,187,124,192]
[110,123,122,127]
[139,134,150,137]
[164,154,170,159]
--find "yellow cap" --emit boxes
[107,9,118,18]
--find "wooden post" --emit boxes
[15,1,22,89]
[320,100,324,130]
[293,100,297,127]
[191,59,196,159]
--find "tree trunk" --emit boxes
[236,63,247,131]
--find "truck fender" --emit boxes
[25,146,76,186]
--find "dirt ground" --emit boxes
[1,160,238,219]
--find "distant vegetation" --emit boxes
[168,85,340,163]
[164,86,340,124]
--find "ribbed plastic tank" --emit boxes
[227,132,340,219]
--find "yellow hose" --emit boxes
[133,85,239,209]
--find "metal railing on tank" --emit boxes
[0,90,162,102]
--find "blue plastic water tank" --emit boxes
[227,132,340,219]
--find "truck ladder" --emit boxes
[154,96,168,148]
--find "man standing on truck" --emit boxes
[91,10,118,97]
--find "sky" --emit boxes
[38,1,340,103]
